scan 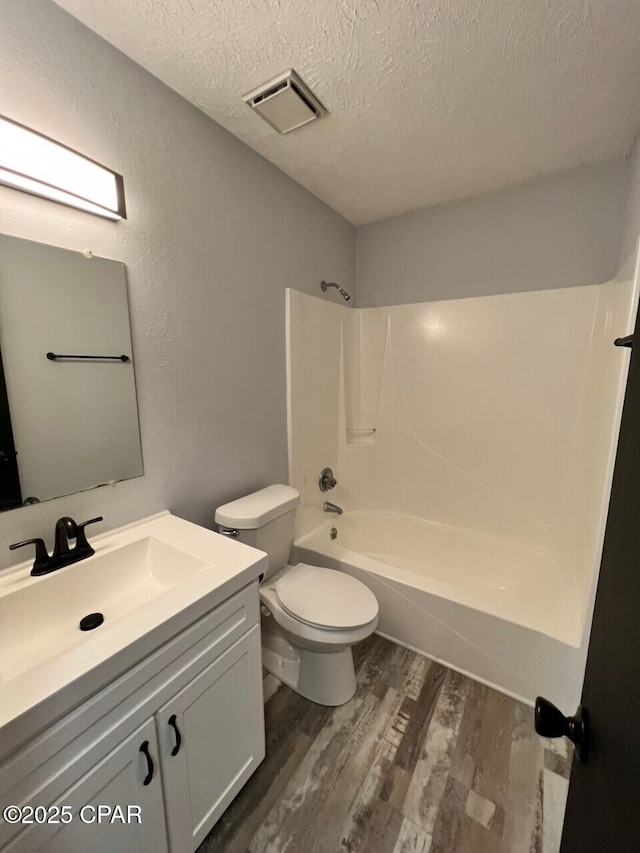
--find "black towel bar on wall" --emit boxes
[46,352,130,362]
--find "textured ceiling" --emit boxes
[53,0,640,225]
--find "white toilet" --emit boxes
[215,484,379,706]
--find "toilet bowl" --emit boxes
[215,485,378,706]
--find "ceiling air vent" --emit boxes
[243,69,328,134]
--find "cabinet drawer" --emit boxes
[0,582,259,836]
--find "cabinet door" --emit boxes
[157,625,264,853]
[4,718,168,853]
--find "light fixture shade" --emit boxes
[0,116,126,220]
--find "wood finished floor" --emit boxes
[199,635,571,853]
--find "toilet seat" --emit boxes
[275,562,378,630]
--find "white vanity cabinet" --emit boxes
[0,582,265,853]
[157,626,264,852]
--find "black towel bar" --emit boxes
[46,352,130,362]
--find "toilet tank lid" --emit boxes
[215,484,300,529]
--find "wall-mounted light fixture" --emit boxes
[0,116,126,220]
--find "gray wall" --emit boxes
[0,0,354,568]
[620,136,640,281]
[356,161,631,306]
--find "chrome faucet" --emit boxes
[323,501,343,515]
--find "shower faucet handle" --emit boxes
[319,467,337,492]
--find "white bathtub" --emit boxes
[293,512,587,710]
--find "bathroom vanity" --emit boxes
[0,512,267,853]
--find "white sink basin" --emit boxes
[0,511,267,750]
[0,537,209,683]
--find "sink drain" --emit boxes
[79,612,104,631]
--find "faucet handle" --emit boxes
[75,517,104,555]
[319,467,337,492]
[9,538,51,575]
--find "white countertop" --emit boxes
[0,511,267,758]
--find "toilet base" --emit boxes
[261,618,357,706]
[297,646,357,706]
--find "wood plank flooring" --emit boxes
[198,635,571,853]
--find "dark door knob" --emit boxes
[535,696,589,764]
[614,334,633,348]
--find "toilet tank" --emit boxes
[214,485,300,580]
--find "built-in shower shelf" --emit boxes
[346,428,376,446]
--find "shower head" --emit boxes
[320,280,351,302]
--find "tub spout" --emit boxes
[323,501,343,515]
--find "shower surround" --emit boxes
[286,281,636,710]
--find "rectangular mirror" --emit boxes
[0,234,143,511]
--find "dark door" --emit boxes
[558,320,640,850]
[0,348,22,510]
